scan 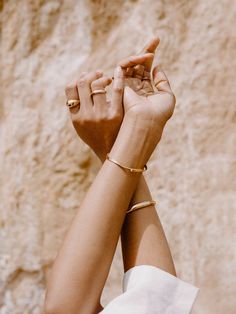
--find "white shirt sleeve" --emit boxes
[100,265,199,314]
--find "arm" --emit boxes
[121,175,176,275]
[44,55,162,314]
[45,40,175,314]
[120,37,176,276]
[45,135,142,314]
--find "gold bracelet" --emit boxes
[106,154,147,173]
[126,200,156,214]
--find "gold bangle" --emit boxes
[106,154,147,173]
[127,200,156,214]
[90,89,106,97]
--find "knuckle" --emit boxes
[78,78,87,87]
[84,72,101,84]
[97,110,110,121]
[65,82,77,92]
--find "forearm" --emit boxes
[45,114,147,314]
[121,174,176,276]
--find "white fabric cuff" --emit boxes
[123,265,199,314]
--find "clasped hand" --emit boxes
[65,37,176,165]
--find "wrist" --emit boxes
[109,111,160,169]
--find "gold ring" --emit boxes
[90,89,106,97]
[66,99,80,108]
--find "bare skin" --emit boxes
[119,38,176,276]
[44,38,176,314]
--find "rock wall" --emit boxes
[1,0,236,313]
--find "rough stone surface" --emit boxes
[0,0,236,313]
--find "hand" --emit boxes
[120,37,160,97]
[65,68,125,161]
[119,37,176,137]
[109,38,176,168]
[65,53,154,162]
[123,68,176,125]
[109,69,176,170]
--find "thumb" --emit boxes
[123,86,140,112]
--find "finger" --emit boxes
[153,66,173,94]
[126,67,134,77]
[140,37,160,72]
[143,70,151,80]
[77,70,103,108]
[133,64,145,79]
[91,76,112,109]
[65,81,80,114]
[142,52,154,72]
[112,66,125,113]
[141,36,160,54]
[118,53,154,69]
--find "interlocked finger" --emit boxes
[139,37,160,72]
[153,66,173,94]
[77,71,103,109]
[91,76,112,109]
[125,67,134,77]
[133,64,145,79]
[142,71,151,80]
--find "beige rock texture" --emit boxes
[0,0,236,313]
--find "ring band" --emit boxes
[66,99,80,108]
[90,89,106,97]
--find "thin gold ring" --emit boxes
[66,99,80,108]
[90,89,106,97]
